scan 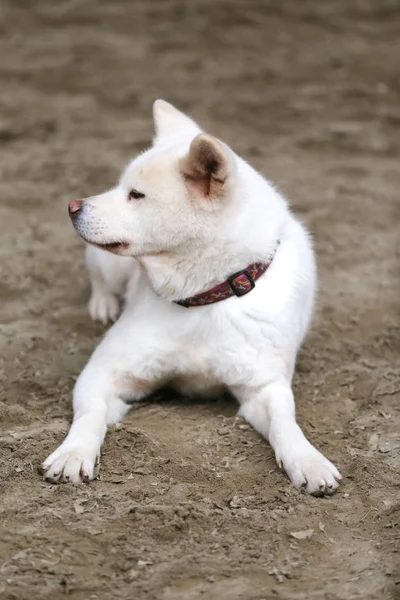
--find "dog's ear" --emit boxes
[180,134,232,199]
[153,100,201,142]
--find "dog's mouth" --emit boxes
[88,240,130,255]
[71,220,131,255]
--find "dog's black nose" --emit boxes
[68,199,82,216]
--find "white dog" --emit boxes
[43,100,341,495]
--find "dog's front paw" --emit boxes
[277,443,341,496]
[89,290,119,324]
[42,445,99,484]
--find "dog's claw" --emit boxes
[42,447,98,484]
[277,445,341,496]
[88,291,119,323]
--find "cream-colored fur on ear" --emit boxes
[153,99,201,142]
[181,134,230,197]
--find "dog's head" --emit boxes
[69,100,239,257]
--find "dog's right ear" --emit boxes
[153,100,201,143]
[180,134,234,200]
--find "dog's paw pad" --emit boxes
[42,447,99,484]
[89,291,119,324]
[279,447,341,496]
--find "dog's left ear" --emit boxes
[180,134,233,199]
[153,99,201,142]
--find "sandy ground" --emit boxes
[0,1,399,599]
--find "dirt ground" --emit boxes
[0,0,399,598]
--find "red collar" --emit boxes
[175,244,278,308]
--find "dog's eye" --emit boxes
[128,189,145,200]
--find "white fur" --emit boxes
[43,100,341,495]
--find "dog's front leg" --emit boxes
[236,382,341,496]
[41,315,160,484]
[86,245,121,324]
[42,362,131,483]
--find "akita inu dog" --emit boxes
[43,100,341,496]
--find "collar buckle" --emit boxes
[227,269,255,297]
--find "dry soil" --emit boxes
[0,1,399,599]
